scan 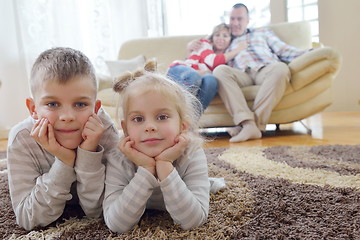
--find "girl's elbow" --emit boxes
[104,215,135,233]
[181,213,208,230]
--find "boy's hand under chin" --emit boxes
[30,118,76,167]
[119,136,156,175]
[80,113,105,152]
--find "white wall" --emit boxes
[272,0,360,112]
[0,0,29,138]
[318,0,360,112]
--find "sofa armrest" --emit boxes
[312,42,324,48]
[288,47,341,91]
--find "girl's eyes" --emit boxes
[131,114,169,123]
[157,114,169,120]
[132,116,144,122]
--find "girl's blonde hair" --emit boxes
[113,59,203,149]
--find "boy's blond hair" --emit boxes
[113,60,203,148]
[30,47,97,98]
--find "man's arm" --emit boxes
[266,28,312,62]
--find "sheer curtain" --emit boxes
[14,0,148,76]
[162,0,270,36]
[0,0,149,132]
[12,0,270,76]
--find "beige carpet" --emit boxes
[1,145,359,239]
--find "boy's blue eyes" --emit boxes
[75,102,87,108]
[47,102,59,107]
[46,102,88,108]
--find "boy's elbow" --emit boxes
[19,221,34,231]
[15,209,40,231]
[83,207,102,219]
[17,216,44,231]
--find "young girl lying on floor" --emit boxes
[103,60,210,233]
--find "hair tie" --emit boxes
[113,58,158,92]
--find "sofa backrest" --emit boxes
[269,21,312,50]
[118,35,204,73]
[118,21,312,73]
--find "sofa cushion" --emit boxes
[105,54,146,78]
[98,88,118,106]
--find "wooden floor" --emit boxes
[1,112,359,152]
[202,111,360,148]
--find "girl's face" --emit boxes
[122,91,186,158]
[26,76,100,149]
[212,28,232,53]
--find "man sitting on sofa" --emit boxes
[190,3,313,142]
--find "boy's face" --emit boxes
[26,76,101,149]
[121,91,187,158]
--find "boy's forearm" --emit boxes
[75,146,105,217]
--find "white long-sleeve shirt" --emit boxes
[103,146,210,233]
[7,108,120,230]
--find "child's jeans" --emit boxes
[167,65,218,111]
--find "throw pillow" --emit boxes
[105,55,146,78]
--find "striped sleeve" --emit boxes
[266,28,310,62]
[160,148,210,229]
[7,126,76,230]
[201,50,226,71]
[74,146,105,218]
[103,149,160,233]
[197,40,226,71]
[75,109,120,219]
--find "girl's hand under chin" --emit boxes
[119,136,156,175]
[155,132,189,163]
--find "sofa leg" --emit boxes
[299,120,312,135]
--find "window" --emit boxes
[159,0,270,36]
[287,0,319,42]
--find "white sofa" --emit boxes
[98,21,341,128]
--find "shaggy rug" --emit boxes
[0,145,359,239]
